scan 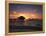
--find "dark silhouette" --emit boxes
[18,16,25,20]
[15,16,25,26]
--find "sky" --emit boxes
[9,3,43,19]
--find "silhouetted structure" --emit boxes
[15,16,25,26]
[18,16,25,20]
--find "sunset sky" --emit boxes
[9,4,43,19]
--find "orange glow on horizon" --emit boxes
[18,14,29,19]
[10,12,42,19]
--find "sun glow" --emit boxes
[18,14,29,19]
[10,12,42,19]
[18,13,38,19]
[30,14,38,19]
